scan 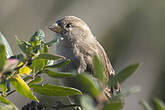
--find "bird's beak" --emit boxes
[49,23,62,33]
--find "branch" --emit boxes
[6,90,16,96]
[52,101,80,110]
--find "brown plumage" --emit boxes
[49,16,118,97]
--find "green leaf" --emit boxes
[93,55,105,83]
[43,69,76,78]
[111,87,140,101]
[28,76,43,86]
[30,59,47,73]
[16,36,30,54]
[46,38,58,47]
[17,40,32,55]
[0,96,10,104]
[108,63,139,86]
[23,76,33,82]
[0,104,14,110]
[30,84,82,96]
[153,98,165,110]
[0,80,7,92]
[18,65,32,76]
[47,60,54,66]
[43,43,48,53]
[15,36,21,46]
[102,102,123,110]
[10,75,38,102]
[80,95,97,110]
[0,45,6,71]
[29,30,45,50]
[0,32,13,58]
[46,59,71,68]
[29,30,45,44]
[37,53,64,60]
[140,100,154,110]
[0,96,19,110]
[76,73,101,97]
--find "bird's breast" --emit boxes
[55,40,81,72]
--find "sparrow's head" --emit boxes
[49,16,93,39]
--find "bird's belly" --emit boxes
[56,44,83,90]
[55,44,80,72]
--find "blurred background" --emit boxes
[0,0,165,110]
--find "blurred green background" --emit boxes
[0,0,165,109]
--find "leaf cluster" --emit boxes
[78,55,139,110]
[141,98,165,110]
[0,30,139,110]
[0,31,81,110]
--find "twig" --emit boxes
[52,101,80,110]
[26,71,40,83]
[6,90,16,96]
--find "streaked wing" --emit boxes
[95,40,115,78]
[77,37,115,79]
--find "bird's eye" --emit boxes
[65,23,72,28]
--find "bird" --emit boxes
[48,16,119,99]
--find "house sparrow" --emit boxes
[49,16,118,97]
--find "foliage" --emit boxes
[141,99,165,110]
[0,31,139,110]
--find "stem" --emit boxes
[6,90,16,96]
[52,103,80,109]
